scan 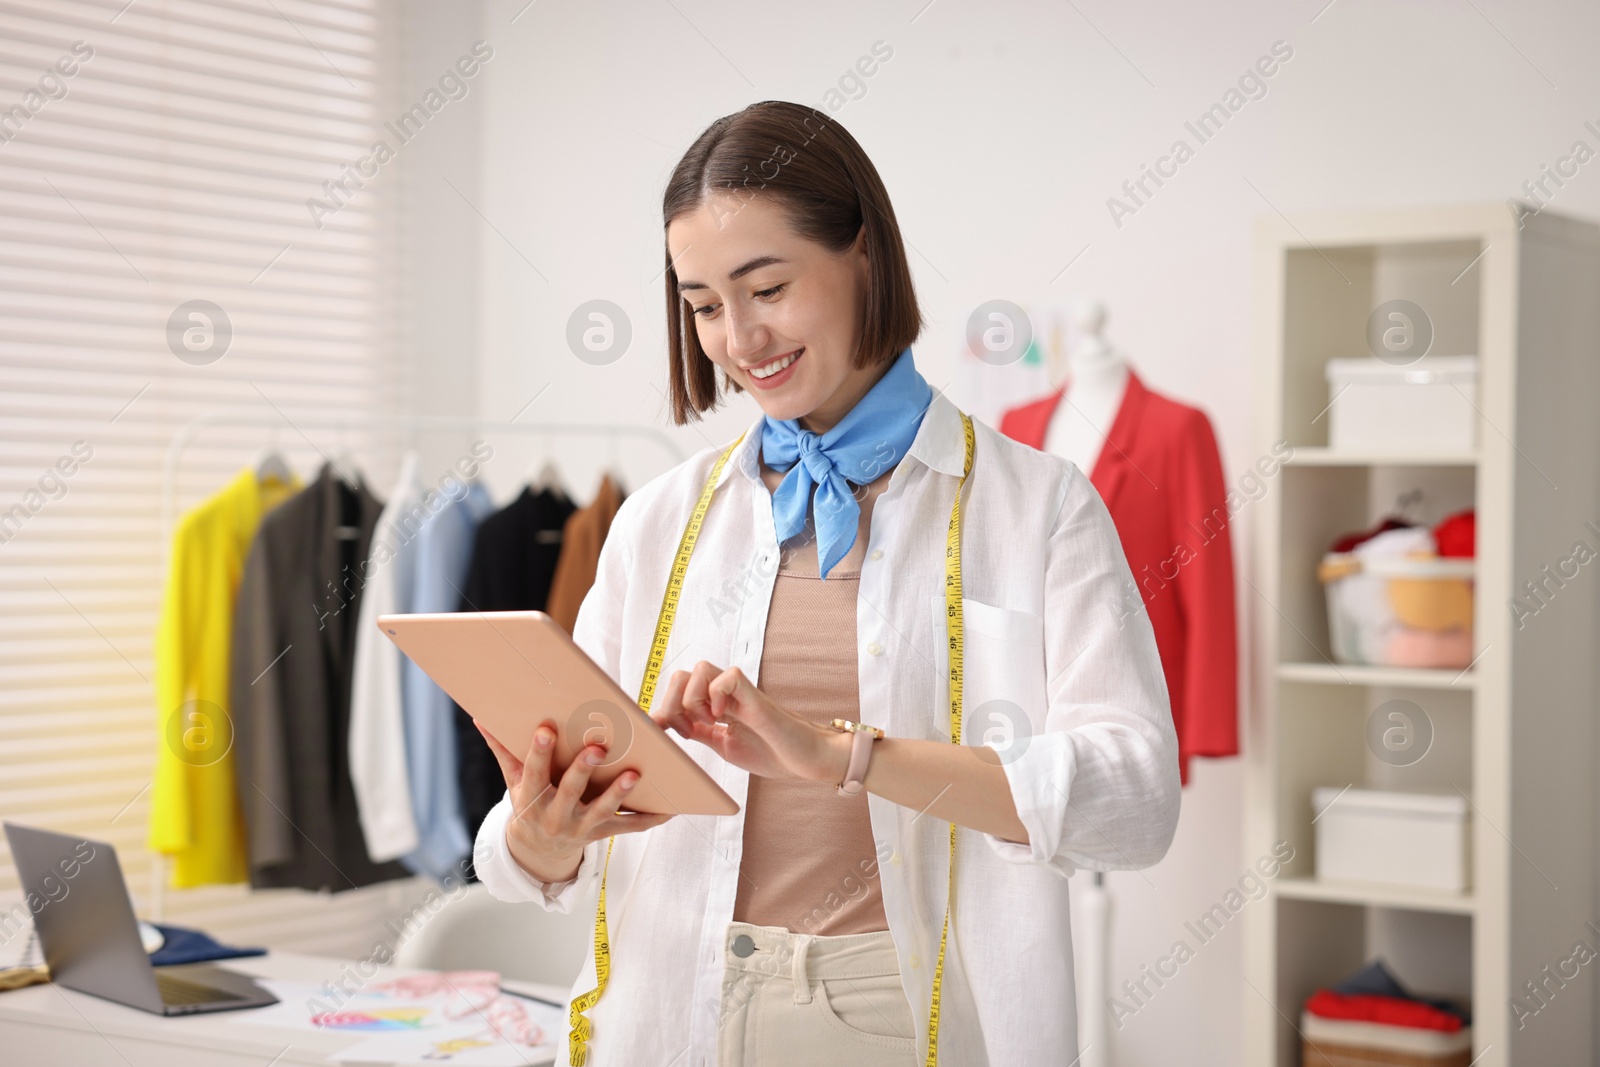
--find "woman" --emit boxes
[473,100,1180,1066]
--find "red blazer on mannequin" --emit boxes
[1000,370,1239,784]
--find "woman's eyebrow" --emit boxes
[676,255,788,293]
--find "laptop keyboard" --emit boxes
[156,971,243,1005]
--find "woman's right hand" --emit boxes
[477,720,674,884]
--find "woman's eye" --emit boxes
[691,284,782,318]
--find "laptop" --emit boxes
[3,822,278,1015]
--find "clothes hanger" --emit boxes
[396,446,422,484]
[1384,488,1424,526]
[530,458,572,498]
[254,448,292,483]
[602,431,627,494]
[328,425,361,489]
[528,434,573,502]
[252,425,293,484]
[326,427,365,541]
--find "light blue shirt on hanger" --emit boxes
[399,479,496,883]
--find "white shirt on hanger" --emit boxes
[473,391,1180,1066]
[349,452,425,863]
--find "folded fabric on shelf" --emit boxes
[1329,515,1415,554]
[1433,508,1476,558]
[1305,957,1473,1034]
[1331,958,1471,1024]
[1385,626,1474,668]
[1305,990,1463,1033]
[1353,525,1437,560]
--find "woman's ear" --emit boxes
[852,226,871,296]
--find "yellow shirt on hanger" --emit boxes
[148,468,299,887]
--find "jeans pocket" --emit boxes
[813,972,917,1048]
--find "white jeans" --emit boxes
[715,921,919,1066]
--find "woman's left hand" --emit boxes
[650,660,846,782]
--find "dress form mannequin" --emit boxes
[1043,300,1130,477]
[1002,303,1239,789]
[1040,299,1127,1067]
[1002,298,1240,1067]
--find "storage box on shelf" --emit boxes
[1324,356,1479,454]
[1312,788,1471,895]
[1245,203,1600,1067]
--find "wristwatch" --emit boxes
[829,718,885,797]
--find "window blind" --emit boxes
[0,0,432,957]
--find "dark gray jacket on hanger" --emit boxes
[229,462,410,892]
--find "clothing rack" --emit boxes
[152,408,690,918]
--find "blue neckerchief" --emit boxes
[760,346,932,578]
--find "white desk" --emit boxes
[0,951,565,1066]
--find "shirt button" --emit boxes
[890,851,901,866]
[866,642,883,656]
[910,955,921,969]
[869,549,883,561]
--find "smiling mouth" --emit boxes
[749,348,802,380]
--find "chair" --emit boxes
[390,880,591,988]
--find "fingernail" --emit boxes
[620,773,637,789]
[585,748,604,765]
[535,729,552,749]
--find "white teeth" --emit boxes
[751,350,800,379]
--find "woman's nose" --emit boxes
[723,304,767,361]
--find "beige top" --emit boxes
[732,460,893,935]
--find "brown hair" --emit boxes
[662,100,923,425]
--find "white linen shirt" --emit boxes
[348,451,424,862]
[474,389,1181,1066]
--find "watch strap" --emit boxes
[838,727,875,797]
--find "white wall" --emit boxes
[394,0,487,472]
[435,1,1600,1061]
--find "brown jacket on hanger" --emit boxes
[544,473,625,633]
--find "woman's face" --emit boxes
[668,192,882,433]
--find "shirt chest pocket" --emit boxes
[927,595,1048,757]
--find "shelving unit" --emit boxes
[1244,203,1600,1066]
[1275,877,1476,916]
[1284,448,1480,467]
[1274,663,1476,690]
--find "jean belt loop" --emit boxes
[791,934,813,1004]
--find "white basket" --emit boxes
[1319,554,1475,668]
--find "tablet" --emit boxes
[377,610,738,817]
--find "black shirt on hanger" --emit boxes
[454,486,578,878]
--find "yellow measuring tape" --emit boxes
[567,427,746,1065]
[926,410,974,1066]
[567,413,975,1066]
